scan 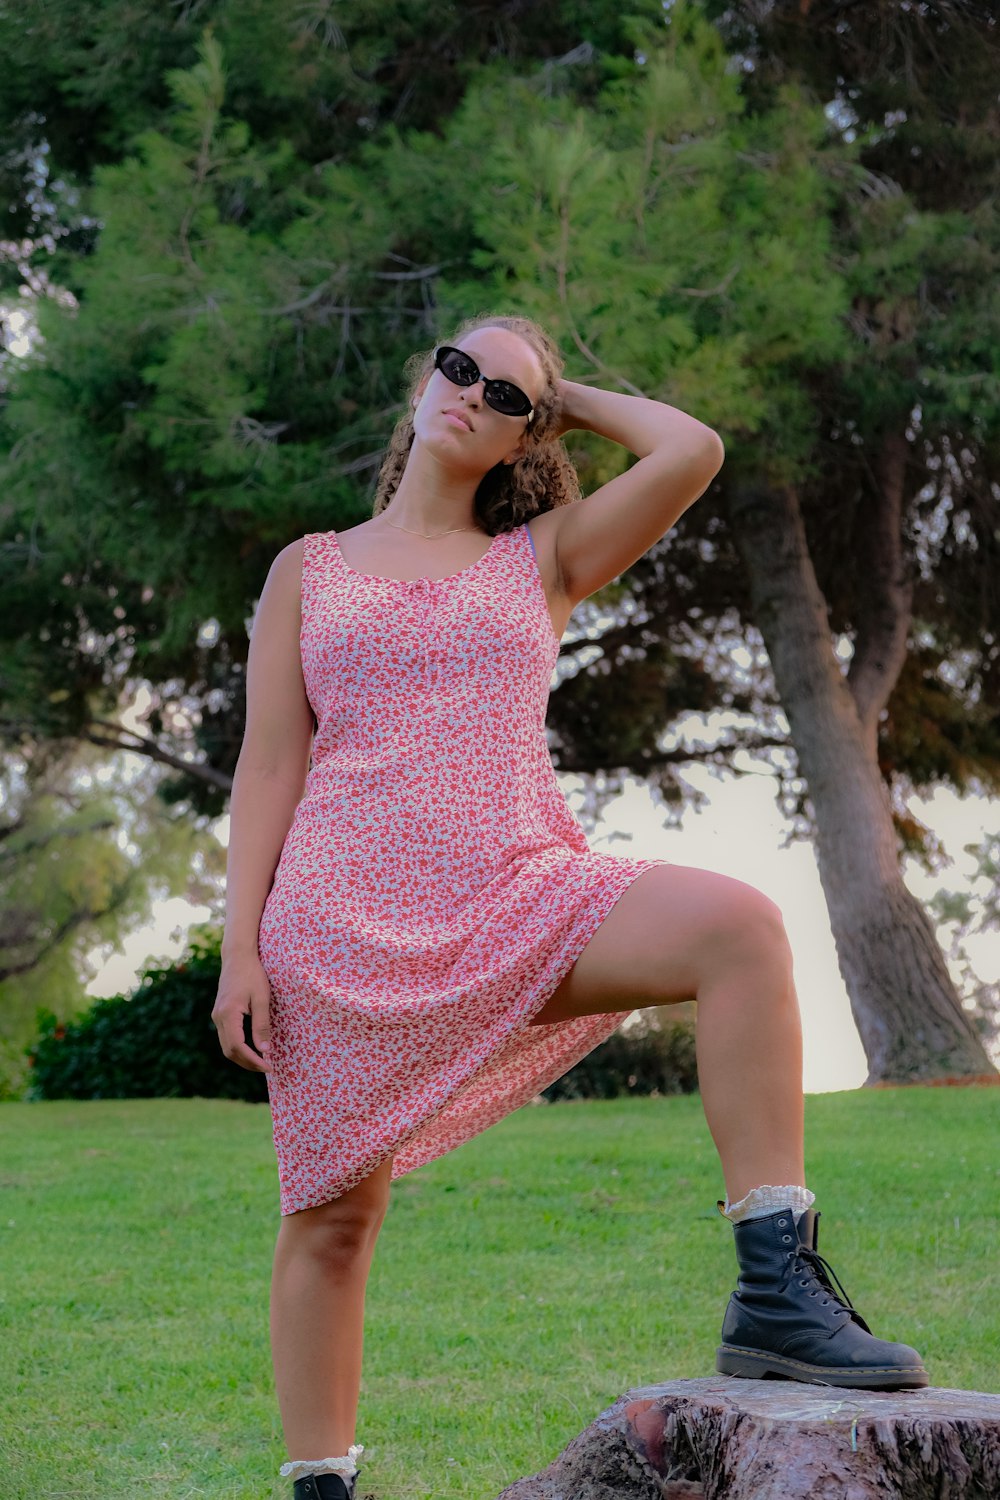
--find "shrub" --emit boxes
[27,932,267,1103]
[26,938,697,1106]
[542,1007,699,1100]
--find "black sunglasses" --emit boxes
[433,345,535,424]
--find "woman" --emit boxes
[212,313,929,1500]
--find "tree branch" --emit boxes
[552,733,791,776]
[82,721,234,791]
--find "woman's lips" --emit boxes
[443,410,472,430]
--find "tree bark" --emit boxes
[494,1377,1000,1499]
[726,479,993,1083]
[845,430,914,757]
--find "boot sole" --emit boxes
[716,1342,930,1389]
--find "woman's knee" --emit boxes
[280,1158,392,1274]
[702,879,793,979]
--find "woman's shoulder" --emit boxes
[272,532,343,601]
[265,535,306,583]
[275,532,338,570]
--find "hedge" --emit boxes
[28,936,698,1104]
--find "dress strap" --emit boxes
[299,531,339,627]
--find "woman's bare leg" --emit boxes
[691,906,805,1203]
[270,1154,394,1458]
[529,864,806,1205]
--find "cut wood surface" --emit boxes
[493,1377,1000,1499]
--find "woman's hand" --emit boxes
[545,378,583,442]
[212,952,272,1074]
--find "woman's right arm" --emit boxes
[212,536,314,1074]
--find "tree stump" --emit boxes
[493,1377,1000,1499]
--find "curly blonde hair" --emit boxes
[370,311,582,534]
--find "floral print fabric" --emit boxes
[257,522,671,1214]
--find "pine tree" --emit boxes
[1,4,996,1081]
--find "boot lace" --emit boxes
[781,1243,863,1324]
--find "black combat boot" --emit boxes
[715,1203,930,1389]
[292,1474,355,1500]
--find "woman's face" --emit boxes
[411,327,546,471]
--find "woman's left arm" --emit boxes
[548,378,724,604]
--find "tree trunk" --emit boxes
[727,480,993,1083]
[494,1377,1000,1499]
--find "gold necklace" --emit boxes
[382,514,483,539]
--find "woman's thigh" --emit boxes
[529,863,786,1026]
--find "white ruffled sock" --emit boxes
[279,1443,363,1485]
[722,1183,816,1225]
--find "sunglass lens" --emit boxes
[486,382,526,415]
[440,348,477,384]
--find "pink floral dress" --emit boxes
[257,521,671,1214]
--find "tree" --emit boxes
[372,5,1000,1080]
[1,5,997,1081]
[0,739,220,1097]
[700,0,1000,1078]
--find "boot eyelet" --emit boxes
[809,1290,818,1296]
[781,1234,793,1242]
[777,1218,788,1226]
[799,1279,809,1287]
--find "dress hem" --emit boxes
[275,857,671,1215]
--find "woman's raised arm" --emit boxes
[547,378,724,606]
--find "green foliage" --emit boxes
[3,2,997,827]
[27,929,265,1103]
[0,7,864,811]
[25,916,694,1106]
[1,1,998,1088]
[427,46,851,473]
[0,0,665,242]
[0,743,224,1099]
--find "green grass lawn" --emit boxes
[1,1088,997,1500]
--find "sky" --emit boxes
[86,756,998,1096]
